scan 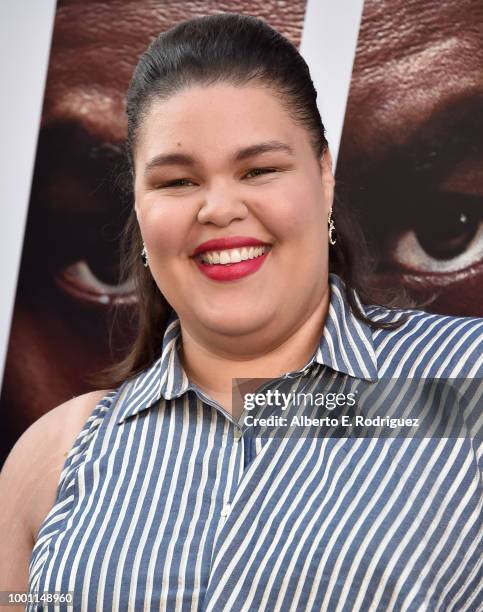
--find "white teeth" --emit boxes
[199,245,269,265]
[230,249,242,263]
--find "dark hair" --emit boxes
[92,12,417,388]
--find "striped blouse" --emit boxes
[27,272,482,611]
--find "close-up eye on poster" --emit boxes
[0,1,481,610]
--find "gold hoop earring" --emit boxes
[328,209,336,245]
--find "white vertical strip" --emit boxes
[0,0,56,391]
[299,0,365,169]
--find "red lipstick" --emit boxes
[192,236,270,257]
[191,235,272,282]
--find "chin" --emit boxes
[201,308,270,337]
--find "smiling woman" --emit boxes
[91,15,420,389]
[0,11,481,612]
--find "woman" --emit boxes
[1,13,481,611]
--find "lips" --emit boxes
[192,236,271,257]
[193,236,271,281]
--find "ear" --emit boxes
[320,147,334,179]
[320,147,335,209]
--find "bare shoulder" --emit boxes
[0,389,112,547]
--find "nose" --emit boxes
[196,184,249,227]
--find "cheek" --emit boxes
[138,200,192,255]
[265,183,324,239]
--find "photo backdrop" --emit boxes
[1,0,481,465]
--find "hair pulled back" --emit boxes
[94,12,413,387]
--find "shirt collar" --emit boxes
[313,272,379,382]
[117,272,378,424]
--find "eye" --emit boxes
[156,178,196,189]
[244,167,278,179]
[55,261,136,306]
[382,193,482,274]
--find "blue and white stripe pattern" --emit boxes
[27,272,483,611]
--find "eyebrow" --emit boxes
[144,140,295,176]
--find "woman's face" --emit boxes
[133,83,334,338]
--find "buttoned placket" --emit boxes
[220,426,248,522]
[187,387,244,522]
[187,365,316,524]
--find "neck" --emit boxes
[178,283,331,415]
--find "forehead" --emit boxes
[358,0,480,51]
[135,84,302,159]
[43,0,307,135]
[142,84,293,125]
[355,0,481,82]
[48,0,307,95]
[343,0,482,157]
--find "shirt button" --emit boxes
[220,504,231,517]
[233,429,242,442]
